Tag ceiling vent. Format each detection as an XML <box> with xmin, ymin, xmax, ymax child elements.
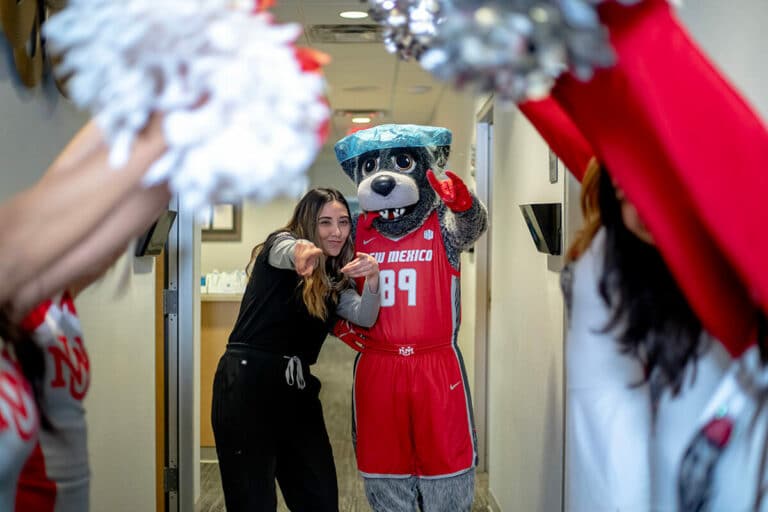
<box><xmin>306</xmin><ymin>24</ymin><xmax>383</xmax><ymax>44</ymax></box>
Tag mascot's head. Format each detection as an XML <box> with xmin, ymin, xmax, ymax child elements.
<box><xmin>334</xmin><ymin>124</ymin><xmax>451</xmax><ymax>237</ymax></box>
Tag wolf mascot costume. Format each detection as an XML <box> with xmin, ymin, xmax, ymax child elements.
<box><xmin>333</xmin><ymin>124</ymin><xmax>487</xmax><ymax>511</ymax></box>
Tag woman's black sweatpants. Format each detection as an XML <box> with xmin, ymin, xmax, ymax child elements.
<box><xmin>211</xmin><ymin>343</ymin><xmax>338</xmax><ymax>512</ymax></box>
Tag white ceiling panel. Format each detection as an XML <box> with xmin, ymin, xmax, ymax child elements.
<box><xmin>269</xmin><ymin>0</ymin><xmax>449</xmax><ymax>146</ymax></box>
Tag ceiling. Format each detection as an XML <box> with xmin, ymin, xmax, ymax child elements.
<box><xmin>269</xmin><ymin>0</ymin><xmax>449</xmax><ymax>148</ymax></box>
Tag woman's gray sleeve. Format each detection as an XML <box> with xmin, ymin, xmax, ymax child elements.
<box><xmin>336</xmin><ymin>281</ymin><xmax>380</xmax><ymax>328</ymax></box>
<box><xmin>267</xmin><ymin>234</ymin><xmax>313</xmax><ymax>270</ymax></box>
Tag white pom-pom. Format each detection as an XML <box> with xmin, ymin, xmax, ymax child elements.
<box><xmin>44</xmin><ymin>0</ymin><xmax>329</xmax><ymax>214</ymax></box>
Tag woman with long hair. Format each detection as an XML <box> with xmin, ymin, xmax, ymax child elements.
<box><xmin>211</xmin><ymin>187</ymin><xmax>380</xmax><ymax>511</ymax></box>
<box><xmin>563</xmin><ymin>160</ymin><xmax>729</xmax><ymax>511</ymax></box>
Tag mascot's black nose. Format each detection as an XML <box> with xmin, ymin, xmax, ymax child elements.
<box><xmin>371</xmin><ymin>175</ymin><xmax>396</xmax><ymax>196</ymax></box>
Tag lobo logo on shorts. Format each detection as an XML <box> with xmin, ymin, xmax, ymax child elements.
<box><xmin>49</xmin><ymin>334</ymin><xmax>90</xmax><ymax>401</ymax></box>
<box><xmin>0</xmin><ymin>366</ymin><xmax>37</xmax><ymax>441</ymax></box>
<box><xmin>398</xmin><ymin>346</ymin><xmax>415</xmax><ymax>357</ymax></box>
<box><xmin>25</xmin><ymin>294</ymin><xmax>91</xmax><ymax>402</ymax></box>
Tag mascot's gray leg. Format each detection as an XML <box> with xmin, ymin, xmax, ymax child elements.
<box><xmin>418</xmin><ymin>470</ymin><xmax>475</xmax><ymax>512</ymax></box>
<box><xmin>364</xmin><ymin>476</ymin><xmax>420</xmax><ymax>512</ymax></box>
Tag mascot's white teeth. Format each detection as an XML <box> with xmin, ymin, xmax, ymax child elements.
<box><xmin>378</xmin><ymin>208</ymin><xmax>406</xmax><ymax>220</ymax></box>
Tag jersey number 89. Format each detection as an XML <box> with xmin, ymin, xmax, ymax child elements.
<box><xmin>380</xmin><ymin>269</ymin><xmax>417</xmax><ymax>307</ymax></box>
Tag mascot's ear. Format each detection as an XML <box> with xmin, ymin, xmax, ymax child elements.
<box><xmin>340</xmin><ymin>158</ymin><xmax>358</xmax><ymax>183</ymax></box>
<box><xmin>434</xmin><ymin>145</ymin><xmax>451</xmax><ymax>169</ymax></box>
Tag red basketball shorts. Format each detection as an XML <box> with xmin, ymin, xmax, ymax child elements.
<box><xmin>352</xmin><ymin>344</ymin><xmax>477</xmax><ymax>477</ymax></box>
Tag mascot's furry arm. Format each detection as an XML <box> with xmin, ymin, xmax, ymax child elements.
<box><xmin>428</xmin><ymin>170</ymin><xmax>488</xmax><ymax>269</ymax></box>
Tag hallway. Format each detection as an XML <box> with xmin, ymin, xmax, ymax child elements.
<box><xmin>199</xmin><ymin>337</ymin><xmax>491</xmax><ymax>511</ymax></box>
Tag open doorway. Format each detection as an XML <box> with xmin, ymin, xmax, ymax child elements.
<box><xmin>194</xmin><ymin>194</ymin><xmax>374</xmax><ymax>511</ymax></box>
<box><xmin>197</xmin><ymin>197</ymin><xmax>296</xmax><ymax>510</ymax></box>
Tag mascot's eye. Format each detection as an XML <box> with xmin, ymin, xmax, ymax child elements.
<box><xmin>362</xmin><ymin>157</ymin><xmax>379</xmax><ymax>174</ymax></box>
<box><xmin>393</xmin><ymin>153</ymin><xmax>415</xmax><ymax>172</ymax></box>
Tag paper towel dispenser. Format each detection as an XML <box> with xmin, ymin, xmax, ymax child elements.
<box><xmin>135</xmin><ymin>210</ymin><xmax>177</xmax><ymax>257</ymax></box>
<box><xmin>519</xmin><ymin>203</ymin><xmax>562</xmax><ymax>256</ymax></box>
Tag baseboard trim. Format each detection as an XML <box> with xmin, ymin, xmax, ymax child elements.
<box><xmin>488</xmin><ymin>490</ymin><xmax>502</xmax><ymax>512</ymax></box>
<box><xmin>200</xmin><ymin>446</ymin><xmax>218</xmax><ymax>462</ymax></box>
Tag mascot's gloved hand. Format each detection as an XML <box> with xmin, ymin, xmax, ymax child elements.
<box><xmin>427</xmin><ymin>169</ymin><xmax>473</xmax><ymax>212</ymax></box>
<box><xmin>332</xmin><ymin>319</ymin><xmax>368</xmax><ymax>352</ymax></box>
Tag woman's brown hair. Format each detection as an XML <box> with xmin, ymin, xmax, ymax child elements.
<box><xmin>595</xmin><ymin>164</ymin><xmax>703</xmax><ymax>398</ymax></box>
<box><xmin>247</xmin><ymin>188</ymin><xmax>355</xmax><ymax>320</ymax></box>
<box><xmin>564</xmin><ymin>159</ymin><xmax>704</xmax><ymax>396</ymax></box>
<box><xmin>566</xmin><ymin>157</ymin><xmax>602</xmax><ymax>262</ymax></box>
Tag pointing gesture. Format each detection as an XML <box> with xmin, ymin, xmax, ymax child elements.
<box><xmin>341</xmin><ymin>252</ymin><xmax>380</xmax><ymax>292</ymax></box>
<box><xmin>294</xmin><ymin>240</ymin><xmax>323</xmax><ymax>277</ymax></box>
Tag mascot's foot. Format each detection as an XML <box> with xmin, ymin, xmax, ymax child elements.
<box><xmin>364</xmin><ymin>470</ymin><xmax>475</xmax><ymax>512</ymax></box>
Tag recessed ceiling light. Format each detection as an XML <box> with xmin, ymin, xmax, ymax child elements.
<box><xmin>529</xmin><ymin>6</ymin><xmax>550</xmax><ymax>24</ymax></box>
<box><xmin>339</xmin><ymin>11</ymin><xmax>369</xmax><ymax>19</ymax></box>
<box><xmin>351</xmin><ymin>116</ymin><xmax>372</xmax><ymax>124</ymax></box>
<box><xmin>408</xmin><ymin>85</ymin><xmax>433</xmax><ymax>95</ymax></box>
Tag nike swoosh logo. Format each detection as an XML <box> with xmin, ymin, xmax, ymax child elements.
<box><xmin>450</xmin><ymin>381</ymin><xmax>461</xmax><ymax>391</ymax></box>
<box><xmin>363</xmin><ymin>238</ymin><xmax>375</xmax><ymax>245</ymax></box>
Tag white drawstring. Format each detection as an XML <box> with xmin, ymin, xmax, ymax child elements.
<box><xmin>284</xmin><ymin>356</ymin><xmax>306</xmax><ymax>390</ymax></box>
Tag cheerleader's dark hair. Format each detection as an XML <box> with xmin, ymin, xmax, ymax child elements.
<box><xmin>595</xmin><ymin>166</ymin><xmax>703</xmax><ymax>397</ymax></box>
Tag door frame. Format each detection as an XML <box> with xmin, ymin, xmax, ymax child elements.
<box><xmin>560</xmin><ymin>165</ymin><xmax>584</xmax><ymax>510</ymax></box>
<box><xmin>473</xmin><ymin>96</ymin><xmax>494</xmax><ymax>472</ymax></box>
<box><xmin>164</xmin><ymin>195</ymin><xmax>199</xmax><ymax>511</ymax></box>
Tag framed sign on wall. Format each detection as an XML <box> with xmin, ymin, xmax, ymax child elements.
<box><xmin>201</xmin><ymin>202</ymin><xmax>242</xmax><ymax>242</ymax></box>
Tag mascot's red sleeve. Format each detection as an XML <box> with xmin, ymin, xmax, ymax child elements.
<box><xmin>550</xmin><ymin>0</ymin><xmax>768</xmax><ymax>356</ymax></box>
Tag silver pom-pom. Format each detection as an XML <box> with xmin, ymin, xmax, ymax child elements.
<box><xmin>369</xmin><ymin>0</ymin><xmax>642</xmax><ymax>101</ymax></box>
<box><xmin>368</xmin><ymin>0</ymin><xmax>445</xmax><ymax>60</ymax></box>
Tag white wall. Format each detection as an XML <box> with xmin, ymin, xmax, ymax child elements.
<box><xmin>676</xmin><ymin>0</ymin><xmax>768</xmax><ymax>118</ymax></box>
<box><xmin>78</xmin><ymin>258</ymin><xmax>158</xmax><ymax>512</ymax></box>
<box><xmin>308</xmin><ymin>148</ymin><xmax>358</xmax><ymax>197</ymax></box>
<box><xmin>0</xmin><ymin>69</ymin><xmax>86</xmax><ymax>196</ymax></box>
<box><xmin>200</xmin><ymin>198</ymin><xmax>296</xmax><ymax>276</ymax></box>
<box><xmin>0</xmin><ymin>68</ymin><xmax>158</xmax><ymax>510</ymax></box>
<box><xmin>485</xmin><ymin>104</ymin><xmax>566</xmax><ymax>511</ymax></box>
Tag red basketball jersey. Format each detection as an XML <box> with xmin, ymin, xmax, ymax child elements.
<box><xmin>355</xmin><ymin>211</ymin><xmax>460</xmax><ymax>346</ymax></box>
